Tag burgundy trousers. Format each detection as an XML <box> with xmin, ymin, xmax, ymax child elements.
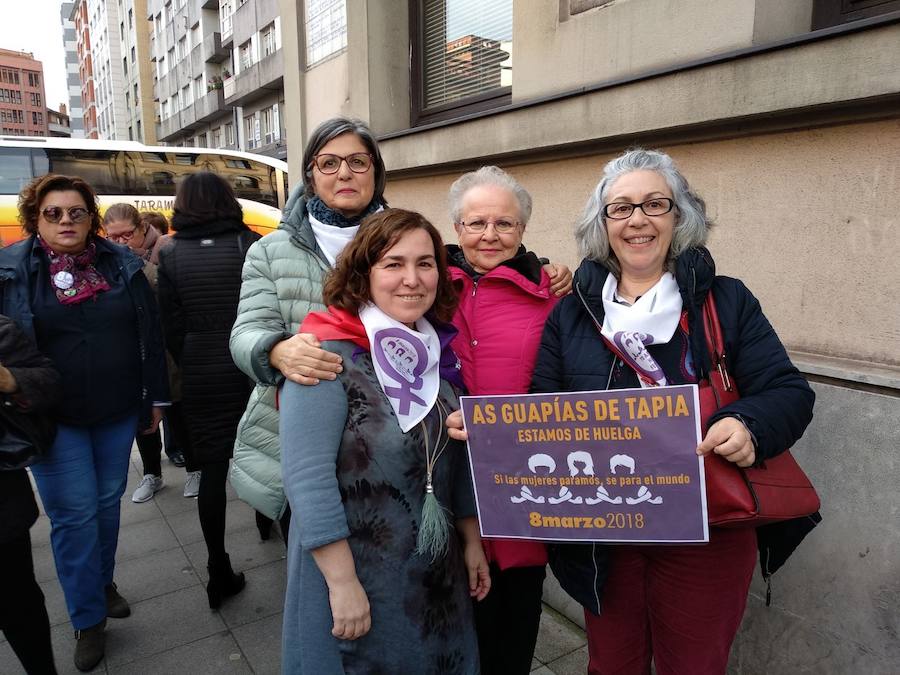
<box><xmin>585</xmin><ymin>527</ymin><xmax>757</xmax><ymax>675</ymax></box>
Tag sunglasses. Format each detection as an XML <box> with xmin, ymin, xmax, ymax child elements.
<box><xmin>41</xmin><ymin>206</ymin><xmax>91</xmax><ymax>224</ymax></box>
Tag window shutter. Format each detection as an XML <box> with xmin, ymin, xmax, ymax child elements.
<box><xmin>421</xmin><ymin>0</ymin><xmax>513</xmax><ymax>110</ymax></box>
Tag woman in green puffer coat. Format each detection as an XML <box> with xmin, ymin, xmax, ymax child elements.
<box><xmin>229</xmin><ymin>117</ymin><xmax>388</xmax><ymax>539</ymax></box>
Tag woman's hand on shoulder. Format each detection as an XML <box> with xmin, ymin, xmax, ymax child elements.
<box><xmin>543</xmin><ymin>262</ymin><xmax>573</xmax><ymax>297</ymax></box>
<box><xmin>697</xmin><ymin>416</ymin><xmax>756</xmax><ymax>468</ymax></box>
<box><xmin>327</xmin><ymin>577</ymin><xmax>371</xmax><ymax>640</ymax></box>
<box><xmin>269</xmin><ymin>333</ymin><xmax>343</xmax><ymax>385</ymax></box>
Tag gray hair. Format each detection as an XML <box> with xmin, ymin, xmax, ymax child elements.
<box><xmin>448</xmin><ymin>165</ymin><xmax>533</xmax><ymax>225</ymax></box>
<box><xmin>301</xmin><ymin>117</ymin><xmax>387</xmax><ymax>203</ymax></box>
<box><xmin>574</xmin><ymin>148</ymin><xmax>711</xmax><ymax>277</ymax></box>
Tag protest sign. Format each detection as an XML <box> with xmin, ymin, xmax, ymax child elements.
<box><xmin>460</xmin><ymin>385</ymin><xmax>708</xmax><ymax>543</ymax></box>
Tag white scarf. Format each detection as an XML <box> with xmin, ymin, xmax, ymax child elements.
<box><xmin>308</xmin><ymin>214</ymin><xmax>359</xmax><ymax>266</ymax></box>
<box><xmin>600</xmin><ymin>272</ymin><xmax>683</xmax><ymax>387</ymax></box>
<box><xmin>359</xmin><ymin>303</ymin><xmax>441</xmax><ymax>432</ymax></box>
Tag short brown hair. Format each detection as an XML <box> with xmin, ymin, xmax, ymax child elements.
<box><xmin>323</xmin><ymin>208</ymin><xmax>457</xmax><ymax>323</ymax></box>
<box><xmin>140</xmin><ymin>211</ymin><xmax>169</xmax><ymax>235</ymax></box>
<box><xmin>17</xmin><ymin>174</ymin><xmax>102</xmax><ymax>236</ymax></box>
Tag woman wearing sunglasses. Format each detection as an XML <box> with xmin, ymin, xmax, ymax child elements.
<box><xmin>0</xmin><ymin>174</ymin><xmax>168</xmax><ymax>672</ymax></box>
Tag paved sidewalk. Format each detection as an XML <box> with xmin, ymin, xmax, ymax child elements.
<box><xmin>0</xmin><ymin>447</ymin><xmax>587</xmax><ymax>674</ymax></box>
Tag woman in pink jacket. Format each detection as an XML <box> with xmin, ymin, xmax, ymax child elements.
<box><xmin>447</xmin><ymin>166</ymin><xmax>562</xmax><ymax>674</ymax></box>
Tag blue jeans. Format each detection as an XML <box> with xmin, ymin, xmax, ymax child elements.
<box><xmin>30</xmin><ymin>413</ymin><xmax>137</xmax><ymax>630</ymax></box>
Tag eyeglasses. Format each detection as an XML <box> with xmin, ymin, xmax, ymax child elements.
<box><xmin>311</xmin><ymin>152</ymin><xmax>373</xmax><ymax>175</ymax></box>
<box><xmin>603</xmin><ymin>198</ymin><xmax>674</xmax><ymax>220</ymax></box>
<box><xmin>458</xmin><ymin>219</ymin><xmax>521</xmax><ymax>234</ymax></box>
<box><xmin>107</xmin><ymin>228</ymin><xmax>140</xmax><ymax>243</ymax></box>
<box><xmin>41</xmin><ymin>206</ymin><xmax>91</xmax><ymax>224</ymax></box>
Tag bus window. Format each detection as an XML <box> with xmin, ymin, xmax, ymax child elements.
<box><xmin>39</xmin><ymin>149</ymin><xmax>119</xmax><ymax>194</ymax></box>
<box><xmin>224</xmin><ymin>159</ymin><xmax>252</xmax><ymax>169</ymax></box>
<box><xmin>0</xmin><ymin>148</ymin><xmax>33</xmax><ymax>193</ymax></box>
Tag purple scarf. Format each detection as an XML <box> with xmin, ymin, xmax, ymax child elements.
<box><xmin>38</xmin><ymin>236</ymin><xmax>111</xmax><ymax>305</ymax></box>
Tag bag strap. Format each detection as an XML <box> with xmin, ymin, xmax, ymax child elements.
<box><xmin>701</xmin><ymin>291</ymin><xmax>735</xmax><ymax>394</ymax></box>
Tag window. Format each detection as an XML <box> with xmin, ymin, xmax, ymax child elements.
<box><xmin>194</xmin><ymin>75</ymin><xmax>204</xmax><ymax>100</ymax></box>
<box><xmin>168</xmin><ymin>47</ymin><xmax>175</xmax><ymax>66</ymax></box>
<box><xmin>261</xmin><ymin>22</ymin><xmax>277</xmax><ymax>57</ymax></box>
<box><xmin>261</xmin><ymin>104</ymin><xmax>280</xmax><ymax>144</ymax></box>
<box><xmin>177</xmin><ymin>37</ymin><xmax>187</xmax><ymax>61</ymax></box>
<box><xmin>239</xmin><ymin>40</ymin><xmax>254</xmax><ymax>70</ymax></box>
<box><xmin>0</xmin><ymin>148</ymin><xmax>33</xmax><ymax>193</ymax></box>
<box><xmin>211</xmin><ymin>127</ymin><xmax>221</xmax><ymax>147</ymax></box>
<box><xmin>182</xmin><ymin>84</ymin><xmax>191</xmax><ymax>107</ymax></box>
<box><xmin>134</xmin><ymin>83</ymin><xmax>139</xmax><ymax>103</ymax></box>
<box><xmin>411</xmin><ymin>0</ymin><xmax>513</xmax><ymax>124</ymax></box>
<box><xmin>128</xmin><ymin>125</ymin><xmax>133</xmax><ymax>140</ymax></box>
<box><xmin>29</xmin><ymin>92</ymin><xmax>42</xmax><ymax>107</ymax></box>
<box><xmin>224</xmin><ymin>121</ymin><xmax>235</xmax><ymax>146</ymax></box>
<box><xmin>131</xmin><ymin>46</ymin><xmax>136</xmax><ymax>64</ymax></box>
<box><xmin>195</xmin><ymin>133</ymin><xmax>207</xmax><ymax>147</ymax></box>
<box><xmin>128</xmin><ymin>8</ymin><xmax>133</xmax><ymax>29</ymax></box>
<box><xmin>173</xmin><ymin>90</ymin><xmax>180</xmax><ymax>111</ymax></box>
<box><xmin>125</xmin><ymin>91</ymin><xmax>130</xmax><ymax>108</ymax></box>
<box><xmin>136</xmin><ymin>119</ymin><xmax>142</xmax><ymax>141</ymax></box>
<box><xmin>120</xmin><ymin>21</ymin><xmax>125</xmax><ymax>41</ymax></box>
<box><xmin>811</xmin><ymin>0</ymin><xmax>900</xmax><ymax>28</ymax></box>
<box><xmin>123</xmin><ymin>56</ymin><xmax>128</xmax><ymax>75</ymax></box>
<box><xmin>190</xmin><ymin>23</ymin><xmax>201</xmax><ymax>51</ymax></box>
<box><xmin>244</xmin><ymin>113</ymin><xmax>258</xmax><ymax>149</ymax></box>
<box><xmin>306</xmin><ymin>0</ymin><xmax>346</xmax><ymax>65</ymax></box>
<box><xmin>155</xmin><ymin>13</ymin><xmax>162</xmax><ymax>36</ymax></box>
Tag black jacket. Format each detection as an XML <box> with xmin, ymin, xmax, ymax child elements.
<box><xmin>531</xmin><ymin>247</ymin><xmax>817</xmax><ymax>614</ymax></box>
<box><xmin>158</xmin><ymin>220</ymin><xmax>259</xmax><ymax>464</ymax></box>
<box><xmin>0</xmin><ymin>235</ymin><xmax>169</xmax><ymax>431</ymax></box>
<box><xmin>0</xmin><ymin>315</ymin><xmax>61</xmax><ymax>544</ymax></box>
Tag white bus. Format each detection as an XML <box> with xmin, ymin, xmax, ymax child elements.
<box><xmin>0</xmin><ymin>136</ymin><xmax>289</xmax><ymax>243</ymax></box>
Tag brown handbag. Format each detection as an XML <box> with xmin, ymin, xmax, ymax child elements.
<box><xmin>699</xmin><ymin>292</ymin><xmax>820</xmax><ymax>527</ymax></box>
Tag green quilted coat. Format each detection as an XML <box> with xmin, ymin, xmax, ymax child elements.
<box><xmin>229</xmin><ymin>186</ymin><xmax>329</xmax><ymax>519</ymax></box>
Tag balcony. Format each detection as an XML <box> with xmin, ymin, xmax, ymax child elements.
<box><xmin>203</xmin><ymin>32</ymin><xmax>229</xmax><ymax>63</ymax></box>
<box><xmin>195</xmin><ymin>89</ymin><xmax>227</xmax><ymax>124</ymax></box>
<box><xmin>223</xmin><ymin>50</ymin><xmax>283</xmax><ymax>107</ymax></box>
<box><xmin>158</xmin><ymin>111</ymin><xmax>184</xmax><ymax>142</ymax></box>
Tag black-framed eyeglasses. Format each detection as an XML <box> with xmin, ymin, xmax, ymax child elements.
<box><xmin>458</xmin><ymin>219</ymin><xmax>521</xmax><ymax>234</ymax></box>
<box><xmin>311</xmin><ymin>152</ymin><xmax>374</xmax><ymax>175</ymax></box>
<box><xmin>41</xmin><ymin>206</ymin><xmax>91</xmax><ymax>224</ymax></box>
<box><xmin>603</xmin><ymin>198</ymin><xmax>675</xmax><ymax>220</ymax></box>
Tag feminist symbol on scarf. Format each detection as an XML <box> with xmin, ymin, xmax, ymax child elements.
<box><xmin>372</xmin><ymin>328</ymin><xmax>429</xmax><ymax>415</ymax></box>
<box><xmin>612</xmin><ymin>331</ymin><xmax>668</xmax><ymax>386</ymax></box>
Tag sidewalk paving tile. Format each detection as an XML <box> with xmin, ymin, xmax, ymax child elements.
<box><xmin>102</xmin><ymin>586</ymin><xmax>227</xmax><ymax>667</ymax></box>
<box><xmin>112</xmin><ymin>546</ymin><xmax>200</xmax><ymax>603</ymax></box>
<box><xmin>533</xmin><ymin>605</ymin><xmax>588</xmax><ymax>664</ymax></box>
<box><xmin>115</xmin><ymin>516</ymin><xmax>181</xmax><ymax>562</ymax></box>
<box><xmin>183</xmin><ymin>526</ymin><xmax>286</xmax><ymax>583</ymax></box>
<box><xmin>231</xmin><ymin>612</ymin><xmax>283</xmax><ymax>675</ymax></box>
<box><xmin>544</xmin><ymin>645</ymin><xmax>590</xmax><ymax>675</ymax></box>
<box><xmin>108</xmin><ymin>631</ymin><xmax>252</xmax><ymax>675</ymax></box>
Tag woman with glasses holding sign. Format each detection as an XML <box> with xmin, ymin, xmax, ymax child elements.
<box><xmin>0</xmin><ymin>175</ymin><xmax>168</xmax><ymax>672</ymax></box>
<box><xmin>279</xmin><ymin>208</ymin><xmax>489</xmax><ymax>673</ymax></box>
<box><xmin>527</xmin><ymin>149</ymin><xmax>815</xmax><ymax>674</ymax></box>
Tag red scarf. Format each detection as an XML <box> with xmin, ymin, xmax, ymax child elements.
<box><xmin>300</xmin><ymin>306</ymin><xmax>370</xmax><ymax>350</ymax></box>
<box><xmin>38</xmin><ymin>236</ymin><xmax>111</xmax><ymax>305</ymax></box>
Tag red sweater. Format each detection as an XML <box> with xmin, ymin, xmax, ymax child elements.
<box><xmin>450</xmin><ymin>258</ymin><xmax>559</xmax><ymax>569</ymax></box>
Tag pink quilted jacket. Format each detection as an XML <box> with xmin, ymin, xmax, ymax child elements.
<box><xmin>450</xmin><ymin>260</ymin><xmax>559</xmax><ymax>569</ymax></box>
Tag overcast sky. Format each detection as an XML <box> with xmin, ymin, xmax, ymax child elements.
<box><xmin>0</xmin><ymin>0</ymin><xmax>70</xmax><ymax>111</ymax></box>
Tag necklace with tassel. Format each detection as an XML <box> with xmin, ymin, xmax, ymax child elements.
<box><xmin>416</xmin><ymin>397</ymin><xmax>452</xmax><ymax>561</ymax></box>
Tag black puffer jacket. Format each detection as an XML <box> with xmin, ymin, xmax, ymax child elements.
<box><xmin>157</xmin><ymin>220</ymin><xmax>260</xmax><ymax>464</ymax></box>
<box><xmin>531</xmin><ymin>247</ymin><xmax>817</xmax><ymax>615</ymax></box>
<box><xmin>0</xmin><ymin>315</ymin><xmax>61</xmax><ymax>544</ymax></box>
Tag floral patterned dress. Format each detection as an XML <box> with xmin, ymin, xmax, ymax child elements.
<box><xmin>280</xmin><ymin>340</ymin><xmax>480</xmax><ymax>674</ymax></box>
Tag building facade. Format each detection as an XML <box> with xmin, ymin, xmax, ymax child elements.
<box><xmin>146</xmin><ymin>0</ymin><xmax>285</xmax><ymax>159</ymax></box>
<box><xmin>61</xmin><ymin>2</ymin><xmax>86</xmax><ymax>138</ymax></box>
<box><xmin>277</xmin><ymin>1</ymin><xmax>900</xmax><ymax>673</ymax></box>
<box><xmin>47</xmin><ymin>104</ymin><xmax>73</xmax><ymax>137</ymax></box>
<box><xmin>0</xmin><ymin>49</ymin><xmax>49</xmax><ymax>137</ymax></box>
<box><xmin>72</xmin><ymin>0</ymin><xmax>99</xmax><ymax>137</ymax></box>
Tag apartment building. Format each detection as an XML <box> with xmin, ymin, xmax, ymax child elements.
<box><xmin>48</xmin><ymin>105</ymin><xmax>73</xmax><ymax>137</ymax></box>
<box><xmin>61</xmin><ymin>2</ymin><xmax>86</xmax><ymax>137</ymax></box>
<box><xmin>0</xmin><ymin>49</ymin><xmax>49</xmax><ymax>137</ymax></box>
<box><xmin>276</xmin><ymin>1</ymin><xmax>900</xmax><ymax>673</ymax></box>
<box><xmin>71</xmin><ymin>0</ymin><xmax>99</xmax><ymax>138</ymax></box>
<box><xmin>222</xmin><ymin>0</ymin><xmax>286</xmax><ymax>159</ymax></box>
<box><xmin>84</xmin><ymin>0</ymin><xmax>131</xmax><ymax>139</ymax></box>
<box><xmin>145</xmin><ymin>0</ymin><xmax>285</xmax><ymax>158</ymax></box>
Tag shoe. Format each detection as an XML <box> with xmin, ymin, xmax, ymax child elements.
<box><xmin>105</xmin><ymin>582</ymin><xmax>131</xmax><ymax>618</ymax></box>
<box><xmin>132</xmin><ymin>474</ymin><xmax>164</xmax><ymax>503</ymax></box>
<box><xmin>167</xmin><ymin>450</ymin><xmax>186</xmax><ymax>467</ymax></box>
<box><xmin>207</xmin><ymin>554</ymin><xmax>246</xmax><ymax>610</ymax></box>
<box><xmin>183</xmin><ymin>471</ymin><xmax>201</xmax><ymax>498</ymax></box>
<box><xmin>73</xmin><ymin>619</ymin><xmax>106</xmax><ymax>672</ymax></box>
